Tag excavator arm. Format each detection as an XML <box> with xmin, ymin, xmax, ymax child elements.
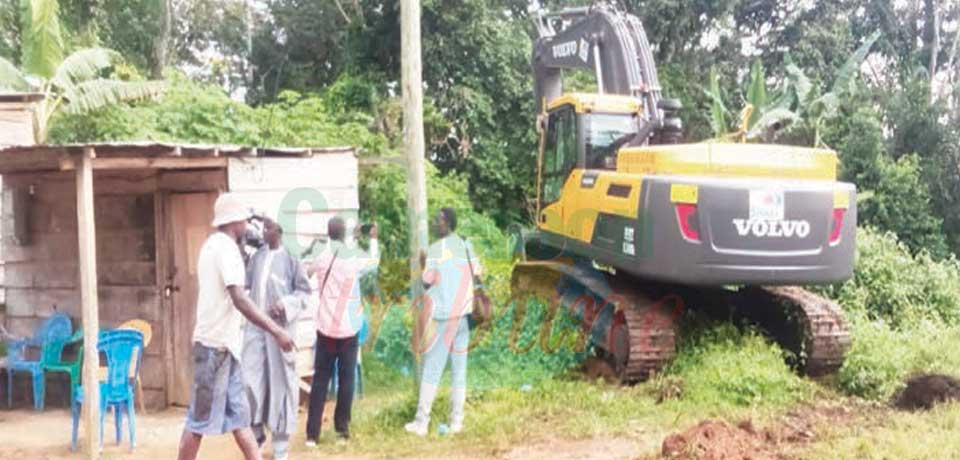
<box><xmin>532</xmin><ymin>3</ymin><xmax>662</xmax><ymax>123</ymax></box>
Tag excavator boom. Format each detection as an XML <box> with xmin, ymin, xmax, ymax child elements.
<box><xmin>532</xmin><ymin>3</ymin><xmax>661</xmax><ymax>122</ymax></box>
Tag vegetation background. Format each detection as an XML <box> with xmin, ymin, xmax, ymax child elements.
<box><xmin>4</xmin><ymin>0</ymin><xmax>960</xmax><ymax>457</ymax></box>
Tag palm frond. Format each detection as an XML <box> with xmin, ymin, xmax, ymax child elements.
<box><xmin>831</xmin><ymin>30</ymin><xmax>880</xmax><ymax>95</ymax></box>
<box><xmin>62</xmin><ymin>79</ymin><xmax>166</xmax><ymax>115</ymax></box>
<box><xmin>0</xmin><ymin>56</ymin><xmax>30</xmax><ymax>91</ymax></box>
<box><xmin>20</xmin><ymin>0</ymin><xmax>65</xmax><ymax>79</ymax></box>
<box><xmin>52</xmin><ymin>48</ymin><xmax>119</xmax><ymax>90</ymax></box>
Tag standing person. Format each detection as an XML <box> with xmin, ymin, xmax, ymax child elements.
<box><xmin>405</xmin><ymin>207</ymin><xmax>481</xmax><ymax>436</ymax></box>
<box><xmin>242</xmin><ymin>218</ymin><xmax>311</xmax><ymax>460</ymax></box>
<box><xmin>177</xmin><ymin>194</ymin><xmax>295</xmax><ymax>460</ymax></box>
<box><xmin>305</xmin><ymin>217</ymin><xmax>379</xmax><ymax>445</ymax></box>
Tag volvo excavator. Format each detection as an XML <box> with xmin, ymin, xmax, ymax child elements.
<box><xmin>512</xmin><ymin>3</ymin><xmax>855</xmax><ymax>382</ymax></box>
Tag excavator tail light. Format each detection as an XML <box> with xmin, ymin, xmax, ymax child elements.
<box><xmin>829</xmin><ymin>208</ymin><xmax>845</xmax><ymax>246</ymax></box>
<box><xmin>675</xmin><ymin>203</ymin><xmax>700</xmax><ymax>243</ymax></box>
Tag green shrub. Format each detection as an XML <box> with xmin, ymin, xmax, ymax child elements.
<box><xmin>359</xmin><ymin>162</ymin><xmax>507</xmax><ymax>300</ymax></box>
<box><xmin>838</xmin><ymin>319</ymin><xmax>960</xmax><ymax>399</ymax></box>
<box><xmin>816</xmin><ymin>227</ymin><xmax>960</xmax><ymax>327</ymax></box>
<box><xmin>370</xmin><ymin>293</ymin><xmax>585</xmax><ymax>391</ymax></box>
<box><xmin>663</xmin><ymin>324</ymin><xmax>814</xmax><ymax>408</ymax></box>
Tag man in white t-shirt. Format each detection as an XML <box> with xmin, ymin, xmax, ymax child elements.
<box><xmin>177</xmin><ymin>194</ymin><xmax>295</xmax><ymax>460</ymax></box>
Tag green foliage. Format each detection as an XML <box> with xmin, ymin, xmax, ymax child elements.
<box><xmin>705</xmin><ymin>34</ymin><xmax>879</xmax><ymax>145</ymax></box>
<box><xmin>50</xmin><ymin>72</ymin><xmax>390</xmax><ymax>154</ymax></box>
<box><xmin>20</xmin><ymin>0</ymin><xmax>64</xmax><ymax>78</ymax></box>
<box><xmin>883</xmin><ymin>76</ymin><xmax>960</xmax><ymax>256</ymax></box>
<box><xmin>664</xmin><ymin>324</ymin><xmax>814</xmax><ymax>408</ymax></box>
<box><xmin>371</xmin><ymin>291</ymin><xmax>585</xmax><ymax>391</ymax></box>
<box><xmin>1</xmin><ymin>0</ymin><xmax>165</xmax><ymax>142</ymax></box>
<box><xmin>855</xmin><ymin>154</ymin><xmax>948</xmax><ymax>257</ymax></box>
<box><xmin>828</xmin><ymin>107</ymin><xmax>948</xmax><ymax>256</ymax></box>
<box><xmin>816</xmin><ymin>228</ymin><xmax>960</xmax><ymax>327</ymax></box>
<box><xmin>837</xmin><ymin>319</ymin><xmax>960</xmax><ymax>400</ymax></box>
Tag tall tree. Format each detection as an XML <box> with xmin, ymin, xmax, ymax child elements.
<box><xmin>0</xmin><ymin>0</ymin><xmax>165</xmax><ymax>142</ymax></box>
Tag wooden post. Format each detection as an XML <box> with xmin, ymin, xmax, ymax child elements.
<box><xmin>76</xmin><ymin>147</ymin><xmax>101</xmax><ymax>458</ymax></box>
<box><xmin>401</xmin><ymin>0</ymin><xmax>429</xmax><ymax>375</ymax></box>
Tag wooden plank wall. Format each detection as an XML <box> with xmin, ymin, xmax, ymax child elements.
<box><xmin>0</xmin><ymin>102</ymin><xmax>35</xmax><ymax>146</ymax></box>
<box><xmin>0</xmin><ymin>168</ymin><xmax>227</xmax><ymax>409</ymax></box>
<box><xmin>227</xmin><ymin>154</ymin><xmax>360</xmax><ymax>381</ymax></box>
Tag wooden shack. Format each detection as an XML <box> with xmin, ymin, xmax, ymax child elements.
<box><xmin>0</xmin><ymin>142</ymin><xmax>359</xmax><ymax>409</ymax></box>
<box><xmin>0</xmin><ymin>93</ymin><xmax>42</xmax><ymax>146</ymax></box>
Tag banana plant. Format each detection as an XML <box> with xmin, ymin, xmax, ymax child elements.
<box><xmin>706</xmin><ymin>59</ymin><xmax>799</xmax><ymax>143</ymax></box>
<box><xmin>0</xmin><ymin>0</ymin><xmax>166</xmax><ymax>142</ymax></box>
<box><xmin>705</xmin><ymin>31</ymin><xmax>880</xmax><ymax>147</ymax></box>
<box><xmin>788</xmin><ymin>31</ymin><xmax>881</xmax><ymax>147</ymax></box>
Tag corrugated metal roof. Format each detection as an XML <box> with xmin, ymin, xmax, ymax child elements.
<box><xmin>0</xmin><ymin>141</ymin><xmax>356</xmax><ymax>174</ymax></box>
<box><xmin>0</xmin><ymin>93</ymin><xmax>44</xmax><ymax>103</ymax></box>
<box><xmin>0</xmin><ymin>141</ymin><xmax>353</xmax><ymax>157</ymax></box>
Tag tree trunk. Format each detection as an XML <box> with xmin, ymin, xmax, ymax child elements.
<box><xmin>152</xmin><ymin>0</ymin><xmax>173</xmax><ymax>79</ymax></box>
<box><xmin>924</xmin><ymin>0</ymin><xmax>940</xmax><ymax>102</ymax></box>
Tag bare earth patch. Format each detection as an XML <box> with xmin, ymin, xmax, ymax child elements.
<box><xmin>504</xmin><ymin>437</ymin><xmax>642</xmax><ymax>460</ymax></box>
<box><xmin>893</xmin><ymin>373</ymin><xmax>960</xmax><ymax>411</ymax></box>
<box><xmin>657</xmin><ymin>403</ymin><xmax>861</xmax><ymax>460</ymax></box>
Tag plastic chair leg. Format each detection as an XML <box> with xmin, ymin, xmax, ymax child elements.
<box><xmin>136</xmin><ymin>377</ymin><xmax>146</xmax><ymax>414</ymax></box>
<box><xmin>127</xmin><ymin>400</ymin><xmax>136</xmax><ymax>450</ymax></box>
<box><xmin>99</xmin><ymin>400</ymin><xmax>106</xmax><ymax>447</ymax></box>
<box><xmin>71</xmin><ymin>401</ymin><xmax>81</xmax><ymax>451</ymax></box>
<box><xmin>115</xmin><ymin>404</ymin><xmax>122</xmax><ymax>445</ymax></box>
<box><xmin>32</xmin><ymin>372</ymin><xmax>44</xmax><ymax>411</ymax></box>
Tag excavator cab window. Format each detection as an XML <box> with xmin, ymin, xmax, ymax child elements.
<box><xmin>584</xmin><ymin>113</ymin><xmax>638</xmax><ymax>170</ymax></box>
<box><xmin>542</xmin><ymin>106</ymin><xmax>578</xmax><ymax>204</ymax></box>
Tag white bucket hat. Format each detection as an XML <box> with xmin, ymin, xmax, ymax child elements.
<box><xmin>211</xmin><ymin>193</ymin><xmax>251</xmax><ymax>227</ymax></box>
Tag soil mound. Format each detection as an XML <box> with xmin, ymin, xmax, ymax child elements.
<box><xmin>660</xmin><ymin>420</ymin><xmax>776</xmax><ymax>460</ymax></box>
<box><xmin>894</xmin><ymin>373</ymin><xmax>960</xmax><ymax>411</ymax></box>
<box><xmin>659</xmin><ymin>405</ymin><xmax>852</xmax><ymax>460</ymax></box>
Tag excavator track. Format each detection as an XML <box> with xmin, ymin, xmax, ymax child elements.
<box><xmin>511</xmin><ymin>261</ymin><xmax>679</xmax><ymax>383</ymax></box>
<box><xmin>511</xmin><ymin>260</ymin><xmax>852</xmax><ymax>382</ymax></box>
<box><xmin>613</xmin><ymin>290</ymin><xmax>679</xmax><ymax>382</ymax></box>
<box><xmin>741</xmin><ymin>286</ymin><xmax>852</xmax><ymax>377</ymax></box>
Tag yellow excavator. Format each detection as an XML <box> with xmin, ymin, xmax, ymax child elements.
<box><xmin>513</xmin><ymin>3</ymin><xmax>854</xmax><ymax>381</ymax></box>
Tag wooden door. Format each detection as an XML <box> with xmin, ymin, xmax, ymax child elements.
<box><xmin>167</xmin><ymin>192</ymin><xmax>216</xmax><ymax>406</ymax></box>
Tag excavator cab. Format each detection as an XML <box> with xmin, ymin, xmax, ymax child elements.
<box><xmin>538</xmin><ymin>94</ymin><xmax>646</xmax><ymax>217</ymax></box>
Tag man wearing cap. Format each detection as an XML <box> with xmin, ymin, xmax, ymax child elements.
<box><xmin>178</xmin><ymin>194</ymin><xmax>295</xmax><ymax>460</ymax></box>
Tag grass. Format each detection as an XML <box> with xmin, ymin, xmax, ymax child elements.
<box><xmin>800</xmin><ymin>403</ymin><xmax>960</xmax><ymax>459</ymax></box>
<box><xmin>303</xmin><ymin>323</ymin><xmax>820</xmax><ymax>459</ymax></box>
<box><xmin>838</xmin><ymin>319</ymin><xmax>960</xmax><ymax>400</ymax></box>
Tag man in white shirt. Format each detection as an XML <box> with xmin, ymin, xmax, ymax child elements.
<box><xmin>305</xmin><ymin>216</ymin><xmax>379</xmax><ymax>444</ymax></box>
<box><xmin>177</xmin><ymin>194</ymin><xmax>295</xmax><ymax>460</ymax></box>
<box><xmin>405</xmin><ymin>207</ymin><xmax>481</xmax><ymax>436</ymax></box>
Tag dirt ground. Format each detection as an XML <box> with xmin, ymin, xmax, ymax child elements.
<box><xmin>0</xmin><ymin>402</ymin><xmax>356</xmax><ymax>460</ymax></box>
<box><xmin>0</xmin><ymin>404</ymin><xmax>646</xmax><ymax>460</ymax></box>
<box><xmin>894</xmin><ymin>373</ymin><xmax>960</xmax><ymax>411</ymax></box>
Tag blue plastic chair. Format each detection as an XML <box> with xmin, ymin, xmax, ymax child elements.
<box><xmin>71</xmin><ymin>329</ymin><xmax>143</xmax><ymax>452</ymax></box>
<box><xmin>5</xmin><ymin>312</ymin><xmax>73</xmax><ymax>410</ymax></box>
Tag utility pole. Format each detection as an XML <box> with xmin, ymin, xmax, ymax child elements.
<box><xmin>401</xmin><ymin>0</ymin><xmax>428</xmax><ymax>372</ymax></box>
